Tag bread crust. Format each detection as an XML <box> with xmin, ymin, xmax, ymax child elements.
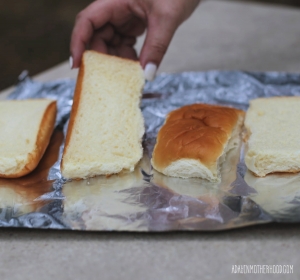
<box><xmin>0</xmin><ymin>100</ymin><xmax>57</xmax><ymax>178</ymax></box>
<box><xmin>60</xmin><ymin>57</ymin><xmax>84</xmax><ymax>172</ymax></box>
<box><xmin>61</xmin><ymin>50</ymin><xmax>142</xmax><ymax>169</ymax></box>
<box><xmin>152</xmin><ymin>104</ymin><xmax>245</xmax><ymax>175</ymax></box>
<box><xmin>60</xmin><ymin>50</ymin><xmax>144</xmax><ymax>178</ymax></box>
<box><xmin>245</xmin><ymin>96</ymin><xmax>300</xmax><ymax>177</ymax></box>
<box><xmin>0</xmin><ymin>130</ymin><xmax>63</xmax><ymax>212</ymax></box>
<box><xmin>250</xmin><ymin>169</ymin><xmax>300</xmax><ymax>177</ymax></box>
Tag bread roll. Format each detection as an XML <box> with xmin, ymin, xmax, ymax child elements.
<box><xmin>61</xmin><ymin>51</ymin><xmax>145</xmax><ymax>179</ymax></box>
<box><xmin>245</xmin><ymin>97</ymin><xmax>300</xmax><ymax>177</ymax></box>
<box><xmin>151</xmin><ymin>104</ymin><xmax>245</xmax><ymax>182</ymax></box>
<box><xmin>0</xmin><ymin>99</ymin><xmax>57</xmax><ymax>178</ymax></box>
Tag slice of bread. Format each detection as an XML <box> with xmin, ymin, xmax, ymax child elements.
<box><xmin>0</xmin><ymin>130</ymin><xmax>63</xmax><ymax>214</ymax></box>
<box><xmin>61</xmin><ymin>51</ymin><xmax>145</xmax><ymax>179</ymax></box>
<box><xmin>245</xmin><ymin>97</ymin><xmax>300</xmax><ymax>177</ymax></box>
<box><xmin>151</xmin><ymin>104</ymin><xmax>245</xmax><ymax>182</ymax></box>
<box><xmin>0</xmin><ymin>99</ymin><xmax>57</xmax><ymax>178</ymax></box>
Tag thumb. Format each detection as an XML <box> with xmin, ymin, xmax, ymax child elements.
<box><xmin>140</xmin><ymin>16</ymin><xmax>178</xmax><ymax>81</ymax></box>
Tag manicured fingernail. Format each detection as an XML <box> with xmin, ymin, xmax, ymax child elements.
<box><xmin>144</xmin><ymin>63</ymin><xmax>157</xmax><ymax>81</ymax></box>
<box><xmin>69</xmin><ymin>56</ymin><xmax>73</xmax><ymax>69</ymax></box>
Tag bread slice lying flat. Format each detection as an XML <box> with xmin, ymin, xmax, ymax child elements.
<box><xmin>151</xmin><ymin>104</ymin><xmax>245</xmax><ymax>182</ymax></box>
<box><xmin>0</xmin><ymin>99</ymin><xmax>57</xmax><ymax>178</ymax></box>
<box><xmin>61</xmin><ymin>51</ymin><xmax>144</xmax><ymax>179</ymax></box>
<box><xmin>245</xmin><ymin>97</ymin><xmax>300</xmax><ymax>177</ymax></box>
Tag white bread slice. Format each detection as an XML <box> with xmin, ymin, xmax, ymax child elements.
<box><xmin>151</xmin><ymin>104</ymin><xmax>245</xmax><ymax>182</ymax></box>
<box><xmin>0</xmin><ymin>130</ymin><xmax>62</xmax><ymax>214</ymax></box>
<box><xmin>245</xmin><ymin>97</ymin><xmax>300</xmax><ymax>177</ymax></box>
<box><xmin>0</xmin><ymin>99</ymin><xmax>57</xmax><ymax>178</ymax></box>
<box><xmin>61</xmin><ymin>51</ymin><xmax>145</xmax><ymax>179</ymax></box>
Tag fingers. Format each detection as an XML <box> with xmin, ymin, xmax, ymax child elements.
<box><xmin>140</xmin><ymin>15</ymin><xmax>179</xmax><ymax>81</ymax></box>
<box><xmin>90</xmin><ymin>24</ymin><xmax>136</xmax><ymax>49</ymax></box>
<box><xmin>89</xmin><ymin>23</ymin><xmax>137</xmax><ymax>59</ymax></box>
<box><xmin>120</xmin><ymin>36</ymin><xmax>136</xmax><ymax>47</ymax></box>
<box><xmin>70</xmin><ymin>1</ymin><xmax>112</xmax><ymax>68</ymax></box>
<box><xmin>114</xmin><ymin>45</ymin><xmax>138</xmax><ymax>60</ymax></box>
<box><xmin>115</xmin><ymin>16</ymin><xmax>146</xmax><ymax>37</ymax></box>
<box><xmin>107</xmin><ymin>35</ymin><xmax>138</xmax><ymax>60</ymax></box>
<box><xmin>70</xmin><ymin>0</ymin><xmax>147</xmax><ymax>68</ymax></box>
<box><xmin>70</xmin><ymin>16</ymin><xmax>93</xmax><ymax>68</ymax></box>
<box><xmin>71</xmin><ymin>0</ymin><xmax>199</xmax><ymax>71</ymax></box>
<box><xmin>89</xmin><ymin>24</ymin><xmax>115</xmax><ymax>53</ymax></box>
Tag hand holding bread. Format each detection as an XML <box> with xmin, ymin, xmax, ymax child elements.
<box><xmin>70</xmin><ymin>0</ymin><xmax>200</xmax><ymax>80</ymax></box>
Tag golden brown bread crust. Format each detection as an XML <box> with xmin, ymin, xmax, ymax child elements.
<box><xmin>0</xmin><ymin>130</ymin><xmax>63</xmax><ymax>211</ymax></box>
<box><xmin>152</xmin><ymin>104</ymin><xmax>245</xmax><ymax>170</ymax></box>
<box><xmin>0</xmin><ymin>100</ymin><xmax>57</xmax><ymax>178</ymax></box>
<box><xmin>60</xmin><ymin>56</ymin><xmax>84</xmax><ymax>172</ymax></box>
<box><xmin>250</xmin><ymin>168</ymin><xmax>300</xmax><ymax>177</ymax></box>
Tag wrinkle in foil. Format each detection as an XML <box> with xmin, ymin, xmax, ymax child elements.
<box><xmin>1</xmin><ymin>70</ymin><xmax>300</xmax><ymax>230</ymax></box>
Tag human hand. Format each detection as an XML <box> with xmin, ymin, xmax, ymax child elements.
<box><xmin>70</xmin><ymin>0</ymin><xmax>200</xmax><ymax>80</ymax></box>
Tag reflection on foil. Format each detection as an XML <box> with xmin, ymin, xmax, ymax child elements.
<box><xmin>62</xmin><ymin>144</ymin><xmax>269</xmax><ymax>231</ymax></box>
<box><xmin>62</xmin><ymin>167</ymin><xmax>146</xmax><ymax>231</ymax></box>
<box><xmin>1</xmin><ymin>70</ymin><xmax>300</xmax><ymax>231</ymax></box>
<box><xmin>0</xmin><ymin>130</ymin><xmax>66</xmax><ymax>228</ymax></box>
<box><xmin>245</xmin><ymin>171</ymin><xmax>300</xmax><ymax>222</ymax></box>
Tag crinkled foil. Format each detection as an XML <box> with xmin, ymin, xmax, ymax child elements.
<box><xmin>2</xmin><ymin>70</ymin><xmax>300</xmax><ymax>231</ymax></box>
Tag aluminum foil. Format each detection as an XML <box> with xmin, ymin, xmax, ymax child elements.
<box><xmin>2</xmin><ymin>70</ymin><xmax>300</xmax><ymax>231</ymax></box>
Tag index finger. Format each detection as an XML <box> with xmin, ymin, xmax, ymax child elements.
<box><xmin>70</xmin><ymin>1</ymin><xmax>113</xmax><ymax>68</ymax></box>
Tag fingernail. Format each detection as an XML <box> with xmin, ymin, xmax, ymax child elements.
<box><xmin>69</xmin><ymin>56</ymin><xmax>73</xmax><ymax>69</ymax></box>
<box><xmin>144</xmin><ymin>63</ymin><xmax>157</xmax><ymax>81</ymax></box>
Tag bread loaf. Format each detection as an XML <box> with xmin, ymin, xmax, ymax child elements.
<box><xmin>151</xmin><ymin>104</ymin><xmax>245</xmax><ymax>182</ymax></box>
<box><xmin>245</xmin><ymin>97</ymin><xmax>300</xmax><ymax>177</ymax></box>
<box><xmin>0</xmin><ymin>99</ymin><xmax>57</xmax><ymax>178</ymax></box>
<box><xmin>61</xmin><ymin>51</ymin><xmax>145</xmax><ymax>179</ymax></box>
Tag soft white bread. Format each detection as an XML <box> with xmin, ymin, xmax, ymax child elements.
<box><xmin>245</xmin><ymin>97</ymin><xmax>300</xmax><ymax>177</ymax></box>
<box><xmin>151</xmin><ymin>104</ymin><xmax>245</xmax><ymax>182</ymax></box>
<box><xmin>0</xmin><ymin>130</ymin><xmax>63</xmax><ymax>213</ymax></box>
<box><xmin>61</xmin><ymin>51</ymin><xmax>145</xmax><ymax>179</ymax></box>
<box><xmin>0</xmin><ymin>99</ymin><xmax>57</xmax><ymax>178</ymax></box>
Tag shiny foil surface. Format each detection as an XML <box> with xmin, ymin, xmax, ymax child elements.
<box><xmin>2</xmin><ymin>71</ymin><xmax>300</xmax><ymax>231</ymax></box>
